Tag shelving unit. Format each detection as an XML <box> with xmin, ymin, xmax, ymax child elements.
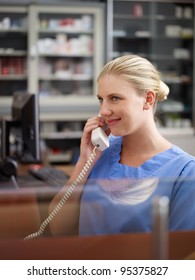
<box><xmin>0</xmin><ymin>6</ymin><xmax>28</xmax><ymax>97</ymax></box>
<box><xmin>0</xmin><ymin>2</ymin><xmax>105</xmax><ymax>163</ymax></box>
<box><xmin>0</xmin><ymin>3</ymin><xmax>106</xmax><ymax>112</ymax></box>
<box><xmin>112</xmin><ymin>0</ymin><xmax>194</xmax><ymax>129</ymax></box>
<box><xmin>29</xmin><ymin>5</ymin><xmax>100</xmax><ymax>97</ymax></box>
<box><xmin>34</xmin><ymin>4</ymin><xmax>105</xmax><ymax>163</ymax></box>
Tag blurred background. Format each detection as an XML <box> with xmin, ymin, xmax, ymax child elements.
<box><xmin>0</xmin><ymin>0</ymin><xmax>195</xmax><ymax>164</ymax></box>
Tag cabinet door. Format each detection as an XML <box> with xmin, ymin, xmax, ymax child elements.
<box><xmin>0</xmin><ymin>6</ymin><xmax>28</xmax><ymax>97</ymax></box>
<box><xmin>28</xmin><ymin>4</ymin><xmax>105</xmax><ymax>117</ymax></box>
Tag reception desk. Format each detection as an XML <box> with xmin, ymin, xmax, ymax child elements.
<box><xmin>0</xmin><ymin>164</ymin><xmax>195</xmax><ymax>260</ymax></box>
<box><xmin>0</xmin><ymin>230</ymin><xmax>195</xmax><ymax>260</ymax></box>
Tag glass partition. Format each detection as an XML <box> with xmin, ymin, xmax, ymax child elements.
<box><xmin>0</xmin><ymin>177</ymin><xmax>195</xmax><ymax>260</ymax></box>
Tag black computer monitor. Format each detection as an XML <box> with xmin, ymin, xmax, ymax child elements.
<box><xmin>1</xmin><ymin>92</ymin><xmax>41</xmax><ymax>164</ymax></box>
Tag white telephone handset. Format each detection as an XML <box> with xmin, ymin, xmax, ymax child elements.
<box><xmin>91</xmin><ymin>127</ymin><xmax>109</xmax><ymax>151</ymax></box>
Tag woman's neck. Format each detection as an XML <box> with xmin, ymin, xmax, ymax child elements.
<box><xmin>120</xmin><ymin>126</ymin><xmax>172</xmax><ymax>167</ymax></box>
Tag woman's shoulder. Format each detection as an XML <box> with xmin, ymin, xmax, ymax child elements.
<box><xmin>171</xmin><ymin>145</ymin><xmax>195</xmax><ymax>161</ymax></box>
<box><xmin>171</xmin><ymin>145</ymin><xmax>195</xmax><ymax>174</ymax></box>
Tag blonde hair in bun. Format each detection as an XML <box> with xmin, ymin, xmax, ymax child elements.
<box><xmin>98</xmin><ymin>54</ymin><xmax>170</xmax><ymax>113</ymax></box>
<box><xmin>158</xmin><ymin>80</ymin><xmax>170</xmax><ymax>101</ymax></box>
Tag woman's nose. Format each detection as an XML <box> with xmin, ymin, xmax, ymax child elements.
<box><xmin>99</xmin><ymin>103</ymin><xmax>112</xmax><ymax>117</ymax></box>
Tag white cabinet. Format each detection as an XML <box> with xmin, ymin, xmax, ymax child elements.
<box><xmin>0</xmin><ymin>3</ymin><xmax>105</xmax><ymax>119</ymax></box>
<box><xmin>28</xmin><ymin>5</ymin><xmax>105</xmax><ymax>109</ymax></box>
<box><xmin>0</xmin><ymin>3</ymin><xmax>105</xmax><ymax>163</ymax></box>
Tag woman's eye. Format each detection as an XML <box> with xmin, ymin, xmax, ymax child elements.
<box><xmin>97</xmin><ymin>96</ymin><xmax>120</xmax><ymax>104</ymax></box>
<box><xmin>111</xmin><ymin>96</ymin><xmax>120</xmax><ymax>102</ymax></box>
<box><xmin>98</xmin><ymin>97</ymin><xmax>103</xmax><ymax>104</ymax></box>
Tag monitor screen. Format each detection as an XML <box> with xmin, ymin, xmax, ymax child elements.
<box><xmin>1</xmin><ymin>92</ymin><xmax>41</xmax><ymax>164</ymax></box>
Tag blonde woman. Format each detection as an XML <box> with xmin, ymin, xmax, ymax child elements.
<box><xmin>49</xmin><ymin>55</ymin><xmax>195</xmax><ymax>236</ymax></box>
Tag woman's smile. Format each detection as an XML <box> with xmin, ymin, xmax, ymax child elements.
<box><xmin>107</xmin><ymin>118</ymin><xmax>121</xmax><ymax>126</ymax></box>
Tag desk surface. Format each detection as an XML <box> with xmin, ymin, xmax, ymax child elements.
<box><xmin>18</xmin><ymin>164</ymin><xmax>74</xmax><ymax>177</ymax></box>
<box><xmin>0</xmin><ymin>164</ymin><xmax>75</xmax><ymax>189</ymax></box>
<box><xmin>0</xmin><ymin>231</ymin><xmax>195</xmax><ymax>260</ymax></box>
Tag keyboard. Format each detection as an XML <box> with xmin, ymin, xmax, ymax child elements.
<box><xmin>29</xmin><ymin>165</ymin><xmax>69</xmax><ymax>187</ymax></box>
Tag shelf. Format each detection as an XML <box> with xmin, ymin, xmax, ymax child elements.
<box><xmin>113</xmin><ymin>15</ymin><xmax>194</xmax><ymax>22</ymax></box>
<box><xmin>150</xmin><ymin>54</ymin><xmax>191</xmax><ymax>61</ymax></box>
<box><xmin>161</xmin><ymin>77</ymin><xmax>191</xmax><ymax>85</ymax></box>
<box><xmin>0</xmin><ymin>50</ymin><xmax>27</xmax><ymax>56</ymax></box>
<box><xmin>113</xmin><ymin>34</ymin><xmax>151</xmax><ymax>39</ymax></box>
<box><xmin>0</xmin><ymin>75</ymin><xmax>27</xmax><ymax>80</ymax></box>
<box><xmin>0</xmin><ymin>28</ymin><xmax>27</xmax><ymax>33</ymax></box>
<box><xmin>114</xmin><ymin>14</ymin><xmax>150</xmax><ymax>20</ymax></box>
<box><xmin>39</xmin><ymin>95</ymin><xmax>99</xmax><ymax>122</ymax></box>
<box><xmin>0</xmin><ymin>95</ymin><xmax>99</xmax><ymax>121</ymax></box>
<box><xmin>39</xmin><ymin>74</ymin><xmax>92</xmax><ymax>81</ymax></box>
<box><xmin>39</xmin><ymin>29</ymin><xmax>93</xmax><ymax>35</ymax></box>
<box><xmin>47</xmin><ymin>150</ymin><xmax>73</xmax><ymax>163</ymax></box>
<box><xmin>38</xmin><ymin>53</ymin><xmax>93</xmax><ymax>57</ymax></box>
<box><xmin>41</xmin><ymin>130</ymin><xmax>82</xmax><ymax>140</ymax></box>
<box><xmin>155</xmin><ymin>15</ymin><xmax>194</xmax><ymax>21</ymax></box>
<box><xmin>152</xmin><ymin>36</ymin><xmax>193</xmax><ymax>40</ymax></box>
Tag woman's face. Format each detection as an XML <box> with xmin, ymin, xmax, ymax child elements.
<box><xmin>97</xmin><ymin>74</ymin><xmax>148</xmax><ymax>136</ymax></box>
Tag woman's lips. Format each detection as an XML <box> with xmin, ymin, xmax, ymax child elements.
<box><xmin>107</xmin><ymin>118</ymin><xmax>120</xmax><ymax>125</ymax></box>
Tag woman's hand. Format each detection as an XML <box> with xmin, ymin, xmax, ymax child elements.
<box><xmin>79</xmin><ymin>116</ymin><xmax>106</xmax><ymax>161</ymax></box>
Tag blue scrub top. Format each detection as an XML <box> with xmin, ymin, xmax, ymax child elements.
<box><xmin>79</xmin><ymin>136</ymin><xmax>195</xmax><ymax>235</ymax></box>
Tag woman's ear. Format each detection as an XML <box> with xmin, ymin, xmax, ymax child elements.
<box><xmin>143</xmin><ymin>90</ymin><xmax>156</xmax><ymax>110</ymax></box>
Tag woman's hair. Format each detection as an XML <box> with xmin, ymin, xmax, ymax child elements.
<box><xmin>98</xmin><ymin>54</ymin><xmax>169</xmax><ymax>104</ymax></box>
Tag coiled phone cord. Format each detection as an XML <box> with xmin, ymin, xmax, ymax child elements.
<box><xmin>24</xmin><ymin>146</ymin><xmax>98</xmax><ymax>241</ymax></box>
